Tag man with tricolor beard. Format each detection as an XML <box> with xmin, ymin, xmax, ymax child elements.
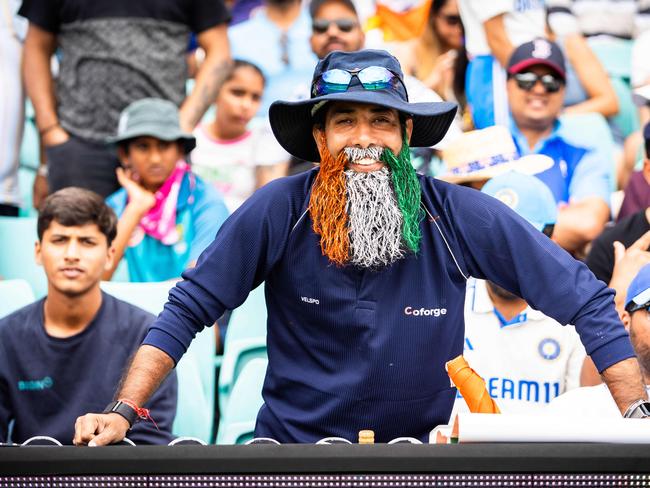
<box><xmin>75</xmin><ymin>50</ymin><xmax>650</xmax><ymax>446</ymax></box>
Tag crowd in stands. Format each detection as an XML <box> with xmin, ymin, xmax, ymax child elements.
<box><xmin>3</xmin><ymin>0</ymin><xmax>650</xmax><ymax>444</ymax></box>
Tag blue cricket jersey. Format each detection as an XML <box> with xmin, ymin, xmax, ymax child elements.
<box><xmin>144</xmin><ymin>169</ymin><xmax>633</xmax><ymax>443</ymax></box>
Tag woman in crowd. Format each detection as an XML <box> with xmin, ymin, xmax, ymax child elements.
<box><xmin>391</xmin><ymin>0</ymin><xmax>469</xmax><ymax>126</ymax></box>
<box><xmin>191</xmin><ymin>60</ymin><xmax>290</xmax><ymax>212</ymax></box>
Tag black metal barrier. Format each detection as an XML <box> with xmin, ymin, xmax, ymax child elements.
<box><xmin>0</xmin><ymin>443</ymin><xmax>648</xmax><ymax>487</ymax></box>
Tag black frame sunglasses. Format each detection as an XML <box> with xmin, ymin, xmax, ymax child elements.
<box><xmin>511</xmin><ymin>72</ymin><xmax>564</xmax><ymax>94</ymax></box>
<box><xmin>626</xmin><ymin>299</ymin><xmax>650</xmax><ymax>314</ymax></box>
<box><xmin>440</xmin><ymin>14</ymin><xmax>462</xmax><ymax>26</ymax></box>
<box><xmin>312</xmin><ymin>18</ymin><xmax>358</xmax><ymax>34</ymax></box>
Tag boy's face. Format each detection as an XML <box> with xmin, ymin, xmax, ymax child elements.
<box><xmin>119</xmin><ymin>136</ymin><xmax>183</xmax><ymax>191</ymax></box>
<box><xmin>36</xmin><ymin>221</ymin><xmax>114</xmax><ymax>298</ymax></box>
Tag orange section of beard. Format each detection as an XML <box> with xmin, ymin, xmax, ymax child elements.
<box><xmin>310</xmin><ymin>132</ymin><xmax>350</xmax><ymax>266</ymax></box>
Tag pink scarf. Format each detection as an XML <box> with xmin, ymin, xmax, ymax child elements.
<box><xmin>139</xmin><ymin>160</ymin><xmax>190</xmax><ymax>245</ymax></box>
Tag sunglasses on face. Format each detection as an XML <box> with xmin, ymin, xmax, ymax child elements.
<box><xmin>312</xmin><ymin>18</ymin><xmax>358</xmax><ymax>34</ymax></box>
<box><xmin>311</xmin><ymin>66</ymin><xmax>407</xmax><ymax>97</ymax></box>
<box><xmin>512</xmin><ymin>72</ymin><xmax>564</xmax><ymax>93</ymax></box>
<box><xmin>626</xmin><ymin>300</ymin><xmax>650</xmax><ymax>314</ymax></box>
<box><xmin>441</xmin><ymin>14</ymin><xmax>462</xmax><ymax>26</ymax></box>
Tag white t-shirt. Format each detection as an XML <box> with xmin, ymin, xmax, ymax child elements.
<box><xmin>451</xmin><ymin>279</ymin><xmax>586</xmax><ymax>418</ymax></box>
<box><xmin>457</xmin><ymin>0</ymin><xmax>546</xmax><ymax>57</ymax></box>
<box><xmin>191</xmin><ymin>123</ymin><xmax>289</xmax><ymax>212</ymax></box>
<box><xmin>549</xmin><ymin>384</ymin><xmax>650</xmax><ymax>418</ymax></box>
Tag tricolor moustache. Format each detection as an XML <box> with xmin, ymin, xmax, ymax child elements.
<box><xmin>343</xmin><ymin>146</ymin><xmax>384</xmax><ymax>163</ymax></box>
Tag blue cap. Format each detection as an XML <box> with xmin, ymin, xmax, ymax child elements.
<box><xmin>625</xmin><ymin>264</ymin><xmax>650</xmax><ymax>312</ymax></box>
<box><xmin>481</xmin><ymin>171</ymin><xmax>557</xmax><ymax>231</ymax></box>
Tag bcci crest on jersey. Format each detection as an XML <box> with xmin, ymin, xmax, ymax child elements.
<box><xmin>538</xmin><ymin>338</ymin><xmax>561</xmax><ymax>360</ymax></box>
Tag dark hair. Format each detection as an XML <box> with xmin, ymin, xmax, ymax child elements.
<box><xmin>224</xmin><ymin>59</ymin><xmax>266</xmax><ymax>87</ymax></box>
<box><xmin>309</xmin><ymin>0</ymin><xmax>357</xmax><ymax>18</ymax></box>
<box><xmin>37</xmin><ymin>187</ymin><xmax>118</xmax><ymax>245</ymax></box>
<box><xmin>429</xmin><ymin>0</ymin><xmax>469</xmax><ymax>105</ymax></box>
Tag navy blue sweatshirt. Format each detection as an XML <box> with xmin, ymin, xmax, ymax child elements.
<box><xmin>145</xmin><ymin>169</ymin><xmax>633</xmax><ymax>443</ymax></box>
<box><xmin>0</xmin><ymin>293</ymin><xmax>177</xmax><ymax>445</ymax></box>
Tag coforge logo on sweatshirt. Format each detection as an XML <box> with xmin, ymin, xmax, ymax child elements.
<box><xmin>18</xmin><ymin>376</ymin><xmax>53</xmax><ymax>391</ymax></box>
<box><xmin>404</xmin><ymin>306</ymin><xmax>447</xmax><ymax>317</ymax></box>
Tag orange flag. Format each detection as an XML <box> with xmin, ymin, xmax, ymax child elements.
<box><xmin>446</xmin><ymin>355</ymin><xmax>501</xmax><ymax>414</ymax></box>
<box><xmin>365</xmin><ymin>0</ymin><xmax>432</xmax><ymax>42</ymax></box>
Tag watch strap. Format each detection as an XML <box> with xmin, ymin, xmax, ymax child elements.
<box><xmin>103</xmin><ymin>400</ymin><xmax>138</xmax><ymax>427</ymax></box>
<box><xmin>623</xmin><ymin>399</ymin><xmax>650</xmax><ymax>419</ymax></box>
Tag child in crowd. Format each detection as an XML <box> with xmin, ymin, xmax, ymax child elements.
<box><xmin>191</xmin><ymin>60</ymin><xmax>290</xmax><ymax>212</ymax></box>
<box><xmin>105</xmin><ymin>98</ymin><xmax>229</xmax><ymax>282</ymax></box>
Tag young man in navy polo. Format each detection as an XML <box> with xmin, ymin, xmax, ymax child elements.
<box><xmin>0</xmin><ymin>188</ymin><xmax>177</xmax><ymax>445</ymax></box>
<box><xmin>75</xmin><ymin>49</ymin><xmax>649</xmax><ymax>446</ymax></box>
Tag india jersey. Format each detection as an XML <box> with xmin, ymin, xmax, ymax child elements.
<box><xmin>452</xmin><ymin>278</ymin><xmax>586</xmax><ymax>417</ymax></box>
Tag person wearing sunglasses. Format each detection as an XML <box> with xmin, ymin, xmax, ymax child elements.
<box><xmin>74</xmin><ymin>49</ymin><xmax>648</xmax><ymax>446</ymax></box>
<box><xmin>550</xmin><ymin>264</ymin><xmax>650</xmax><ymax>419</ymax></box>
<box><xmin>391</xmin><ymin>0</ymin><xmax>467</xmax><ymax>107</ymax></box>
<box><xmin>458</xmin><ymin>0</ymin><xmax>546</xmax><ymax>129</ymax></box>
<box><xmin>307</xmin><ymin>0</ymin><xmax>462</xmax><ymax>148</ymax></box>
<box><xmin>507</xmin><ymin>39</ymin><xmax>611</xmax><ymax>256</ymax></box>
<box><xmin>228</xmin><ymin>0</ymin><xmax>317</xmax><ymax>116</ymax></box>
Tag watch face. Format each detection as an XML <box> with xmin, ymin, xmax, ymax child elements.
<box><xmin>627</xmin><ymin>401</ymin><xmax>650</xmax><ymax>418</ymax></box>
<box><xmin>639</xmin><ymin>403</ymin><xmax>650</xmax><ymax>417</ymax></box>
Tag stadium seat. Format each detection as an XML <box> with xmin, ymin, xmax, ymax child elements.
<box><xmin>587</xmin><ymin>37</ymin><xmax>632</xmax><ymax>80</ymax></box>
<box><xmin>218</xmin><ymin>284</ymin><xmax>268</xmax><ymax>415</ymax></box>
<box><xmin>19</xmin><ymin>101</ymin><xmax>39</xmax><ymax>217</ymax></box>
<box><xmin>609</xmin><ymin>77</ymin><xmax>639</xmax><ymax>141</ymax></box>
<box><xmin>216</xmin><ymin>358</ymin><xmax>267</xmax><ymax>445</ymax></box>
<box><xmin>586</xmin><ymin>38</ymin><xmax>638</xmax><ymax>141</ymax></box>
<box><xmin>0</xmin><ymin>279</ymin><xmax>35</xmax><ymax>319</ymax></box>
<box><xmin>558</xmin><ymin>112</ymin><xmax>617</xmax><ymax>192</ymax></box>
<box><xmin>99</xmin><ymin>280</ymin><xmax>217</xmax><ymax>442</ymax></box>
<box><xmin>0</xmin><ymin>217</ymin><xmax>47</xmax><ymax>298</ymax></box>
<box><xmin>99</xmin><ymin>280</ymin><xmax>172</xmax><ymax>316</ymax></box>
<box><xmin>18</xmin><ymin>167</ymin><xmax>37</xmax><ymax>218</ymax></box>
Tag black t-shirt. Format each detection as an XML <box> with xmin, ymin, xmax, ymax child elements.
<box><xmin>19</xmin><ymin>0</ymin><xmax>228</xmax><ymax>35</ymax></box>
<box><xmin>585</xmin><ymin>209</ymin><xmax>650</xmax><ymax>284</ymax></box>
<box><xmin>18</xmin><ymin>0</ymin><xmax>229</xmax><ymax>141</ymax></box>
<box><xmin>0</xmin><ymin>293</ymin><xmax>177</xmax><ymax>445</ymax></box>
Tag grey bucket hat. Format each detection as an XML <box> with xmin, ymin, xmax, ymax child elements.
<box><xmin>269</xmin><ymin>49</ymin><xmax>457</xmax><ymax>162</ymax></box>
<box><xmin>110</xmin><ymin>98</ymin><xmax>196</xmax><ymax>153</ymax></box>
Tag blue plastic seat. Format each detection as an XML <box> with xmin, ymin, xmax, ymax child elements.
<box><xmin>558</xmin><ymin>112</ymin><xmax>617</xmax><ymax>192</ymax></box>
<box><xmin>218</xmin><ymin>284</ymin><xmax>268</xmax><ymax>415</ymax></box>
<box><xmin>0</xmin><ymin>217</ymin><xmax>47</xmax><ymax>298</ymax></box>
<box><xmin>19</xmin><ymin>101</ymin><xmax>40</xmax><ymax>217</ymax></box>
<box><xmin>99</xmin><ymin>280</ymin><xmax>217</xmax><ymax>442</ymax></box>
<box><xmin>586</xmin><ymin>38</ymin><xmax>638</xmax><ymax>141</ymax></box>
<box><xmin>216</xmin><ymin>358</ymin><xmax>267</xmax><ymax>445</ymax></box>
<box><xmin>0</xmin><ymin>279</ymin><xmax>35</xmax><ymax>319</ymax></box>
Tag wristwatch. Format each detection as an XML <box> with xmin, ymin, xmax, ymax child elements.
<box><xmin>103</xmin><ymin>400</ymin><xmax>138</xmax><ymax>427</ymax></box>
<box><xmin>623</xmin><ymin>399</ymin><xmax>650</xmax><ymax>419</ymax></box>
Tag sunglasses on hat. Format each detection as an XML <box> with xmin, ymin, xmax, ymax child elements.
<box><xmin>511</xmin><ymin>72</ymin><xmax>564</xmax><ymax>94</ymax></box>
<box><xmin>312</xmin><ymin>18</ymin><xmax>357</xmax><ymax>34</ymax></box>
<box><xmin>311</xmin><ymin>66</ymin><xmax>407</xmax><ymax>97</ymax></box>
